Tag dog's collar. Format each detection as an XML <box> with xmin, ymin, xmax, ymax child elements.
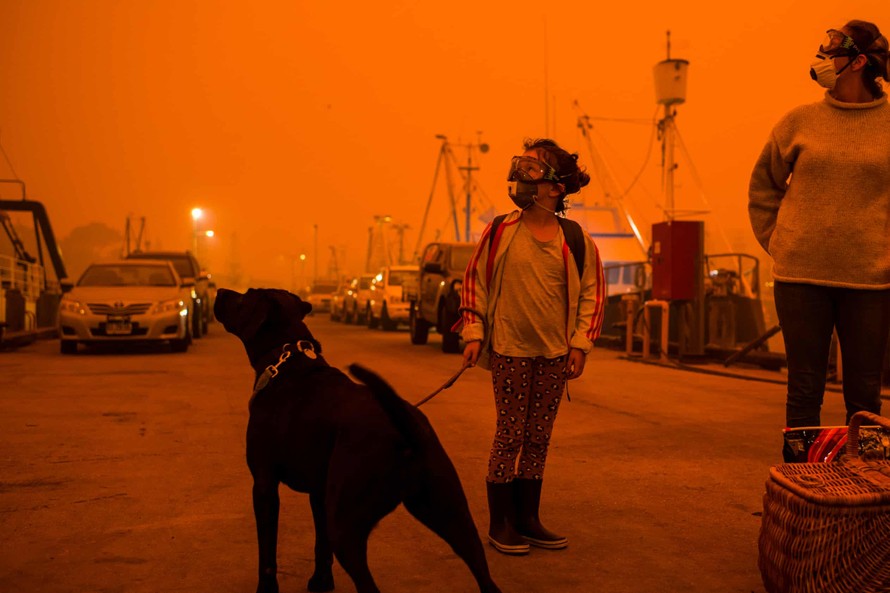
<box><xmin>250</xmin><ymin>341</ymin><xmax>318</xmax><ymax>404</ymax></box>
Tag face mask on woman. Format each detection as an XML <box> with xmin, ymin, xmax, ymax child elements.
<box><xmin>810</xmin><ymin>29</ymin><xmax>860</xmax><ymax>88</ymax></box>
<box><xmin>809</xmin><ymin>53</ymin><xmax>854</xmax><ymax>88</ymax></box>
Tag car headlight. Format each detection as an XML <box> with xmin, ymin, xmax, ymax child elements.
<box><xmin>151</xmin><ymin>298</ymin><xmax>185</xmax><ymax>314</ymax></box>
<box><xmin>60</xmin><ymin>299</ymin><xmax>85</xmax><ymax>315</ymax></box>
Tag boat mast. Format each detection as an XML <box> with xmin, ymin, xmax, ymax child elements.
<box><xmin>573</xmin><ymin>105</ymin><xmax>649</xmax><ymax>252</ymax></box>
<box><xmin>653</xmin><ymin>30</ymin><xmax>689</xmax><ymax>220</ymax></box>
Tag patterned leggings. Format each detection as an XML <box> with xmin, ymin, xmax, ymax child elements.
<box><xmin>487</xmin><ymin>351</ymin><xmax>567</xmax><ymax>483</ymax></box>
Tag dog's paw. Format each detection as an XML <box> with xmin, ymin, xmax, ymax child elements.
<box><xmin>307</xmin><ymin>570</ymin><xmax>335</xmax><ymax>592</ymax></box>
<box><xmin>255</xmin><ymin>579</ymin><xmax>279</xmax><ymax>593</ymax></box>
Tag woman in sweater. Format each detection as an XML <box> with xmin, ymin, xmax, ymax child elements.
<box><xmin>459</xmin><ymin>139</ymin><xmax>605</xmax><ymax>554</ymax></box>
<box><xmin>748</xmin><ymin>20</ymin><xmax>890</xmax><ymax>446</ymax></box>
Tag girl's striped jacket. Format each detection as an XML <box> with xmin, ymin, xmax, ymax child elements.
<box><xmin>456</xmin><ymin>210</ymin><xmax>606</xmax><ymax>371</ymax></box>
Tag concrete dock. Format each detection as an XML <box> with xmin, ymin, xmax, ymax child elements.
<box><xmin>1</xmin><ymin>317</ymin><xmax>885</xmax><ymax>593</ymax></box>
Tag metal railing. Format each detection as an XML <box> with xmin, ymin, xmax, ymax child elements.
<box><xmin>602</xmin><ymin>254</ymin><xmax>761</xmax><ymax>301</ymax></box>
<box><xmin>0</xmin><ymin>254</ymin><xmax>45</xmax><ymax>301</ymax></box>
<box><xmin>704</xmin><ymin>253</ymin><xmax>760</xmax><ymax>300</ymax></box>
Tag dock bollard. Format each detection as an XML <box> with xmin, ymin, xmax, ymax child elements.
<box><xmin>642</xmin><ymin>300</ymin><xmax>669</xmax><ymax>362</ymax></box>
<box><xmin>621</xmin><ymin>294</ymin><xmax>641</xmax><ymax>356</ymax></box>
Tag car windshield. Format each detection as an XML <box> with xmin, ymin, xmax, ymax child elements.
<box><xmin>388</xmin><ymin>271</ymin><xmax>417</xmax><ymax>286</ymax></box>
<box><xmin>449</xmin><ymin>246</ymin><xmax>475</xmax><ymax>273</ymax></box>
<box><xmin>130</xmin><ymin>254</ymin><xmax>194</xmax><ymax>279</ymax></box>
<box><xmin>168</xmin><ymin>259</ymin><xmax>193</xmax><ymax>279</ymax></box>
<box><xmin>359</xmin><ymin>277</ymin><xmax>373</xmax><ymax>289</ymax></box>
<box><xmin>79</xmin><ymin>264</ymin><xmax>176</xmax><ymax>287</ymax></box>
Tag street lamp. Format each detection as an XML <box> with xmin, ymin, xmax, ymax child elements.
<box><xmin>191</xmin><ymin>208</ymin><xmax>203</xmax><ymax>256</ymax></box>
<box><xmin>299</xmin><ymin>254</ymin><xmax>307</xmax><ymax>293</ymax></box>
<box><xmin>201</xmin><ymin>229</ymin><xmax>215</xmax><ymax>270</ymax></box>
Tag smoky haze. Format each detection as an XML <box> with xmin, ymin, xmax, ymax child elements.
<box><xmin>0</xmin><ymin>1</ymin><xmax>887</xmax><ymax>288</ymax></box>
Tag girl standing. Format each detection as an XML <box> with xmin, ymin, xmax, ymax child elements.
<box><xmin>459</xmin><ymin>138</ymin><xmax>605</xmax><ymax>554</ymax></box>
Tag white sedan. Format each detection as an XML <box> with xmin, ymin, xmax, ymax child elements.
<box><xmin>58</xmin><ymin>259</ymin><xmax>194</xmax><ymax>354</ymax></box>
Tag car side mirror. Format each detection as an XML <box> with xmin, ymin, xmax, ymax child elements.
<box><xmin>60</xmin><ymin>279</ymin><xmax>74</xmax><ymax>293</ymax></box>
<box><xmin>423</xmin><ymin>262</ymin><xmax>444</xmax><ymax>274</ymax></box>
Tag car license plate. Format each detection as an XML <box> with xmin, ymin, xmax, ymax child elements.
<box><xmin>106</xmin><ymin>318</ymin><xmax>132</xmax><ymax>335</ymax></box>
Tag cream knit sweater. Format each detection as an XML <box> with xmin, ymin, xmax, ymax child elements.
<box><xmin>748</xmin><ymin>91</ymin><xmax>890</xmax><ymax>289</ymax></box>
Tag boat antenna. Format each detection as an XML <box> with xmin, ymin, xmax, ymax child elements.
<box><xmin>544</xmin><ymin>15</ymin><xmax>549</xmax><ymax>136</ymax></box>
<box><xmin>653</xmin><ymin>29</ymin><xmax>690</xmax><ymax>219</ymax></box>
<box><xmin>0</xmin><ymin>132</ymin><xmax>21</xmax><ymax>181</ymax></box>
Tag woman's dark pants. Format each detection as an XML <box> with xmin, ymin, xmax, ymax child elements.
<box><xmin>774</xmin><ymin>281</ymin><xmax>890</xmax><ymax>428</ymax></box>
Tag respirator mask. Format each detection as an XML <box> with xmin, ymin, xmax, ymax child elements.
<box><xmin>809</xmin><ymin>29</ymin><xmax>859</xmax><ymax>88</ymax></box>
<box><xmin>506</xmin><ymin>156</ymin><xmax>563</xmax><ymax>211</ymax></box>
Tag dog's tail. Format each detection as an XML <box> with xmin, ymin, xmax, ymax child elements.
<box><xmin>348</xmin><ymin>363</ymin><xmax>432</xmax><ymax>448</ymax></box>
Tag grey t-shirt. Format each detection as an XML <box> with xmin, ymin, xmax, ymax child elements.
<box><xmin>491</xmin><ymin>222</ymin><xmax>568</xmax><ymax>358</ymax></box>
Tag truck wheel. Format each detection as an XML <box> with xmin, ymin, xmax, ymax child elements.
<box><xmin>170</xmin><ymin>337</ymin><xmax>190</xmax><ymax>353</ymax></box>
<box><xmin>381</xmin><ymin>304</ymin><xmax>397</xmax><ymax>331</ymax></box>
<box><xmin>439</xmin><ymin>306</ymin><xmax>461</xmax><ymax>353</ymax></box>
<box><xmin>352</xmin><ymin>305</ymin><xmax>363</xmax><ymax>326</ymax></box>
<box><xmin>409</xmin><ymin>304</ymin><xmax>429</xmax><ymax>345</ymax></box>
<box><xmin>441</xmin><ymin>330</ymin><xmax>461</xmax><ymax>353</ymax></box>
<box><xmin>192</xmin><ymin>309</ymin><xmax>203</xmax><ymax>339</ymax></box>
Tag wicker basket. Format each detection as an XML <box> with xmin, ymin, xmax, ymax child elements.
<box><xmin>758</xmin><ymin>411</ymin><xmax>890</xmax><ymax>593</ymax></box>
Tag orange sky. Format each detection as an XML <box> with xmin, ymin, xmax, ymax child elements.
<box><xmin>1</xmin><ymin>0</ymin><xmax>888</xmax><ymax>286</ymax></box>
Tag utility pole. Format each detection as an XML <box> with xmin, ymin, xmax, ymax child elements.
<box><xmin>313</xmin><ymin>224</ymin><xmax>319</xmax><ymax>283</ymax></box>
<box><xmin>328</xmin><ymin>245</ymin><xmax>339</xmax><ymax>279</ymax></box>
<box><xmin>392</xmin><ymin>223</ymin><xmax>410</xmax><ymax>264</ymax></box>
<box><xmin>124</xmin><ymin>217</ymin><xmax>131</xmax><ymax>257</ymax></box>
<box><xmin>453</xmin><ymin>134</ymin><xmax>489</xmax><ymax>242</ymax></box>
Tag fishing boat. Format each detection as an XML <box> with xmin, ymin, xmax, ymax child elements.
<box><xmin>0</xmin><ymin>179</ymin><xmax>67</xmax><ymax>348</ymax></box>
<box><xmin>568</xmin><ymin>33</ymin><xmax>777</xmax><ymax>368</ymax></box>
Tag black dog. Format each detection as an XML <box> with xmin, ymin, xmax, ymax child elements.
<box><xmin>214</xmin><ymin>287</ymin><xmax>501</xmax><ymax>593</ymax></box>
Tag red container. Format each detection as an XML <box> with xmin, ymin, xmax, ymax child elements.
<box><xmin>650</xmin><ymin>220</ymin><xmax>703</xmax><ymax>301</ymax></box>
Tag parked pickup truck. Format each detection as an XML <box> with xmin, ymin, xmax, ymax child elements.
<box><xmin>408</xmin><ymin>241</ymin><xmax>475</xmax><ymax>353</ymax></box>
<box><xmin>126</xmin><ymin>250</ymin><xmax>212</xmax><ymax>338</ymax></box>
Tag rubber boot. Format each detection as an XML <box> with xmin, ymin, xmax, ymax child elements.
<box><xmin>513</xmin><ymin>478</ymin><xmax>568</xmax><ymax>549</ymax></box>
<box><xmin>486</xmin><ymin>481</ymin><xmax>530</xmax><ymax>555</ymax></box>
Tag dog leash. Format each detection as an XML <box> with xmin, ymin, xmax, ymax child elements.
<box><xmin>414</xmin><ymin>361</ymin><xmax>471</xmax><ymax>407</ymax></box>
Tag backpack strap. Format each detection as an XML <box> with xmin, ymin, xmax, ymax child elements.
<box><xmin>557</xmin><ymin>217</ymin><xmax>586</xmax><ymax>279</ymax></box>
<box><xmin>488</xmin><ymin>213</ymin><xmax>586</xmax><ymax>279</ymax></box>
<box><xmin>487</xmin><ymin>214</ymin><xmax>508</xmax><ymax>254</ymax></box>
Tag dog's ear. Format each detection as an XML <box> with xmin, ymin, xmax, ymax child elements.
<box><xmin>274</xmin><ymin>290</ymin><xmax>311</xmax><ymax>321</ymax></box>
<box><xmin>232</xmin><ymin>289</ymin><xmax>272</xmax><ymax>343</ymax></box>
